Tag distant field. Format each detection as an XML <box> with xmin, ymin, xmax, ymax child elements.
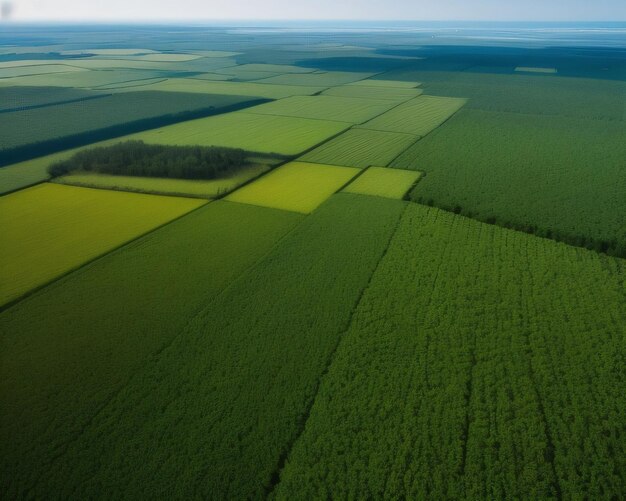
<box><xmin>242</xmin><ymin>94</ymin><xmax>396</xmax><ymax>123</ymax></box>
<box><xmin>344</xmin><ymin>166</ymin><xmax>422</xmax><ymax>199</ymax></box>
<box><xmin>0</xmin><ymin>68</ymin><xmax>174</xmax><ymax>88</ymax></box>
<box><xmin>515</xmin><ymin>66</ymin><xmax>557</xmax><ymax>74</ymax></box>
<box><xmin>0</xmin><ymin>183</ymin><xmax>205</xmax><ymax>305</ymax></box>
<box><xmin>273</xmin><ymin>203</ymin><xmax>626</xmax><ymax>500</ymax></box>
<box><xmin>0</xmin><ymin>86</ymin><xmax>105</xmax><ymax>111</ymax></box>
<box><xmin>346</xmin><ymin>78</ymin><xmax>420</xmax><ymax>88</ymax></box>
<box><xmin>323</xmin><ymin>84</ymin><xmax>423</xmax><ymax>101</ymax></box>
<box><xmin>394</xmin><ymin>108</ymin><xmax>626</xmax><ymax>255</ymax></box>
<box><xmin>7</xmin><ymin>194</ymin><xmax>405</xmax><ymax>499</ymax></box>
<box><xmin>54</xmin><ymin>163</ymin><xmax>271</xmax><ymax>198</ymax></box>
<box><xmin>130</xmin><ymin>112</ymin><xmax>350</xmax><ymax>156</ymax></box>
<box><xmin>254</xmin><ymin>71</ymin><xmax>374</xmax><ymax>86</ymax></box>
<box><xmin>0</xmin><ymin>63</ymin><xmax>85</xmax><ymax>79</ymax></box>
<box><xmin>301</xmin><ymin>128</ymin><xmax>417</xmax><ymax>168</ymax></box>
<box><xmin>226</xmin><ymin>161</ymin><xmax>359</xmax><ymax>213</ymax></box>
<box><xmin>358</xmin><ymin>95</ymin><xmax>467</xmax><ymax>135</ymax></box>
<box><xmin>0</xmin><ymin>202</ymin><xmax>303</xmax><ymax>498</ymax></box>
<box><xmin>122</xmin><ymin>78</ymin><xmax>325</xmax><ymax>98</ymax></box>
<box><xmin>0</xmin><ymin>91</ymin><xmax>258</xmax><ymax>164</ymax></box>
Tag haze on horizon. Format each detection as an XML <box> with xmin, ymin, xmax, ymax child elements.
<box><xmin>2</xmin><ymin>0</ymin><xmax>626</xmax><ymax>23</ymax></box>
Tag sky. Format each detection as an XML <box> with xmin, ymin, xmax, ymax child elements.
<box><xmin>2</xmin><ymin>0</ymin><xmax>626</xmax><ymax>22</ymax></box>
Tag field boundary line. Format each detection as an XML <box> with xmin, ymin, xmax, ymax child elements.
<box><xmin>0</xmin><ymin>198</ymin><xmax>210</xmax><ymax>314</ymax></box>
<box><xmin>264</xmin><ymin>201</ymin><xmax>410</xmax><ymax>498</ymax></box>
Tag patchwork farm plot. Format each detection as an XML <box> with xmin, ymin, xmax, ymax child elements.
<box><xmin>0</xmin><ymin>183</ymin><xmax>205</xmax><ymax>305</ymax></box>
<box><xmin>300</xmin><ymin>128</ymin><xmax>418</xmax><ymax>168</ymax></box>
<box><xmin>128</xmin><ymin>112</ymin><xmax>350</xmax><ymax>155</ymax></box>
<box><xmin>254</xmin><ymin>71</ymin><xmax>375</xmax><ymax>86</ymax></box>
<box><xmin>343</xmin><ymin>166</ymin><xmax>422</xmax><ymax>199</ymax></box>
<box><xmin>241</xmin><ymin>94</ymin><xmax>396</xmax><ymax>123</ymax></box>
<box><xmin>357</xmin><ymin>95</ymin><xmax>467</xmax><ymax>135</ymax></box>
<box><xmin>323</xmin><ymin>84</ymin><xmax>423</xmax><ymax>101</ymax></box>
<box><xmin>226</xmin><ymin>161</ymin><xmax>360</xmax><ymax>213</ymax></box>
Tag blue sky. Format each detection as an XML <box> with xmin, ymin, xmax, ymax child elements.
<box><xmin>5</xmin><ymin>0</ymin><xmax>626</xmax><ymax>22</ymax></box>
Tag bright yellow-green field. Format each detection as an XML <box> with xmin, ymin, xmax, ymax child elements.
<box><xmin>128</xmin><ymin>112</ymin><xmax>350</xmax><ymax>156</ymax></box>
<box><xmin>226</xmin><ymin>161</ymin><xmax>359</xmax><ymax>213</ymax></box>
<box><xmin>343</xmin><ymin>166</ymin><xmax>422</xmax><ymax>199</ymax></box>
<box><xmin>54</xmin><ymin>164</ymin><xmax>271</xmax><ymax>198</ymax></box>
<box><xmin>0</xmin><ymin>183</ymin><xmax>205</xmax><ymax>305</ymax></box>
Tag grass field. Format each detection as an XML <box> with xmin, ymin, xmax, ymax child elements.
<box><xmin>242</xmin><ymin>95</ymin><xmax>396</xmax><ymax>123</ymax></box>
<box><xmin>393</xmin><ymin>108</ymin><xmax>626</xmax><ymax>255</ymax></box>
<box><xmin>8</xmin><ymin>194</ymin><xmax>405</xmax><ymax>499</ymax></box>
<box><xmin>121</xmin><ymin>78</ymin><xmax>325</xmax><ymax>98</ymax></box>
<box><xmin>346</xmin><ymin>78</ymin><xmax>420</xmax><ymax>88</ymax></box>
<box><xmin>301</xmin><ymin>128</ymin><xmax>418</xmax><ymax>168</ymax></box>
<box><xmin>226</xmin><ymin>161</ymin><xmax>359</xmax><ymax>213</ymax></box>
<box><xmin>0</xmin><ymin>91</ymin><xmax>256</xmax><ymax>161</ymax></box>
<box><xmin>0</xmin><ymin>86</ymin><xmax>104</xmax><ymax>111</ymax></box>
<box><xmin>343</xmin><ymin>166</ymin><xmax>422</xmax><ymax>199</ymax></box>
<box><xmin>0</xmin><ymin>69</ymin><xmax>173</xmax><ymax>89</ymax></box>
<box><xmin>129</xmin><ymin>112</ymin><xmax>350</xmax><ymax>156</ymax></box>
<box><xmin>358</xmin><ymin>95</ymin><xmax>467</xmax><ymax>135</ymax></box>
<box><xmin>0</xmin><ymin>202</ymin><xmax>303</xmax><ymax>499</ymax></box>
<box><xmin>0</xmin><ymin>183</ymin><xmax>205</xmax><ymax>305</ymax></box>
<box><xmin>272</xmin><ymin>203</ymin><xmax>626</xmax><ymax>500</ymax></box>
<box><xmin>323</xmin><ymin>84</ymin><xmax>423</xmax><ymax>101</ymax></box>
<box><xmin>254</xmin><ymin>71</ymin><xmax>374</xmax><ymax>86</ymax></box>
<box><xmin>54</xmin><ymin>163</ymin><xmax>271</xmax><ymax>198</ymax></box>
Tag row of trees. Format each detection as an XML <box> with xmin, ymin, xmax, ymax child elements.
<box><xmin>48</xmin><ymin>141</ymin><xmax>248</xmax><ymax>180</ymax></box>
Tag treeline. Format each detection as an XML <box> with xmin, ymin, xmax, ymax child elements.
<box><xmin>49</xmin><ymin>141</ymin><xmax>249</xmax><ymax>180</ymax></box>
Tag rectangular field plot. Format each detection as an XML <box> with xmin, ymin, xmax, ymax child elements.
<box><xmin>226</xmin><ymin>161</ymin><xmax>359</xmax><ymax>213</ymax></box>
<box><xmin>346</xmin><ymin>79</ymin><xmax>420</xmax><ymax>89</ymax></box>
<box><xmin>54</xmin><ymin>164</ymin><xmax>271</xmax><ymax>199</ymax></box>
<box><xmin>0</xmin><ymin>69</ymin><xmax>172</xmax><ymax>89</ymax></box>
<box><xmin>254</xmin><ymin>71</ymin><xmax>374</xmax><ymax>87</ymax></box>
<box><xmin>358</xmin><ymin>95</ymin><xmax>467</xmax><ymax>136</ymax></box>
<box><xmin>300</xmin><ymin>128</ymin><xmax>417</xmax><ymax>168</ymax></box>
<box><xmin>0</xmin><ymin>183</ymin><xmax>205</xmax><ymax>305</ymax></box>
<box><xmin>343</xmin><ymin>166</ymin><xmax>422</xmax><ymax>199</ymax></box>
<box><xmin>323</xmin><ymin>84</ymin><xmax>423</xmax><ymax>102</ymax></box>
<box><xmin>515</xmin><ymin>66</ymin><xmax>557</xmax><ymax>74</ymax></box>
<box><xmin>130</xmin><ymin>112</ymin><xmax>350</xmax><ymax>156</ymax></box>
<box><xmin>242</xmin><ymin>95</ymin><xmax>395</xmax><ymax>123</ymax></box>
<box><xmin>123</xmin><ymin>78</ymin><xmax>324</xmax><ymax>99</ymax></box>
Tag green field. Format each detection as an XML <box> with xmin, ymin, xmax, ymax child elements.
<box><xmin>343</xmin><ymin>166</ymin><xmax>422</xmax><ymax>199</ymax></box>
<box><xmin>0</xmin><ymin>183</ymin><xmax>205</xmax><ymax>305</ymax></box>
<box><xmin>0</xmin><ymin>201</ymin><xmax>303</xmax><ymax>499</ymax></box>
<box><xmin>129</xmin><ymin>112</ymin><xmax>350</xmax><ymax>155</ymax></box>
<box><xmin>0</xmin><ymin>91</ymin><xmax>258</xmax><ymax>163</ymax></box>
<box><xmin>121</xmin><ymin>78</ymin><xmax>325</xmax><ymax>98</ymax></box>
<box><xmin>346</xmin><ymin>78</ymin><xmax>420</xmax><ymax>88</ymax></box>
<box><xmin>323</xmin><ymin>84</ymin><xmax>424</xmax><ymax>101</ymax></box>
<box><xmin>394</xmin><ymin>108</ymin><xmax>626</xmax><ymax>255</ymax></box>
<box><xmin>54</xmin><ymin>163</ymin><xmax>271</xmax><ymax>198</ymax></box>
<box><xmin>0</xmin><ymin>86</ymin><xmax>104</xmax><ymax>111</ymax></box>
<box><xmin>3</xmin><ymin>194</ymin><xmax>404</xmax><ymax>499</ymax></box>
<box><xmin>358</xmin><ymin>95</ymin><xmax>467</xmax><ymax>135</ymax></box>
<box><xmin>242</xmin><ymin>94</ymin><xmax>396</xmax><ymax>123</ymax></box>
<box><xmin>272</xmin><ymin>203</ymin><xmax>626</xmax><ymax>500</ymax></box>
<box><xmin>226</xmin><ymin>161</ymin><xmax>359</xmax><ymax>213</ymax></box>
<box><xmin>254</xmin><ymin>71</ymin><xmax>374</xmax><ymax>86</ymax></box>
<box><xmin>301</xmin><ymin>128</ymin><xmax>418</xmax><ymax>168</ymax></box>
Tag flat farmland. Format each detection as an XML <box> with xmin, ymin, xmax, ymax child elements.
<box><xmin>273</xmin><ymin>203</ymin><xmax>626</xmax><ymax>500</ymax></box>
<box><xmin>394</xmin><ymin>108</ymin><xmax>626</xmax><ymax>255</ymax></box>
<box><xmin>242</xmin><ymin>95</ymin><xmax>396</xmax><ymax>123</ymax></box>
<box><xmin>122</xmin><ymin>78</ymin><xmax>325</xmax><ymax>98</ymax></box>
<box><xmin>301</xmin><ymin>128</ymin><xmax>417</xmax><ymax>168</ymax></box>
<box><xmin>0</xmin><ymin>86</ymin><xmax>104</xmax><ymax>112</ymax></box>
<box><xmin>226</xmin><ymin>161</ymin><xmax>359</xmax><ymax>213</ymax></box>
<box><xmin>130</xmin><ymin>112</ymin><xmax>350</xmax><ymax>156</ymax></box>
<box><xmin>254</xmin><ymin>71</ymin><xmax>374</xmax><ymax>86</ymax></box>
<box><xmin>54</xmin><ymin>163</ymin><xmax>271</xmax><ymax>198</ymax></box>
<box><xmin>0</xmin><ymin>202</ymin><xmax>303</xmax><ymax>499</ymax></box>
<box><xmin>0</xmin><ymin>91</ymin><xmax>257</xmax><ymax>164</ymax></box>
<box><xmin>343</xmin><ymin>166</ymin><xmax>422</xmax><ymax>199</ymax></box>
<box><xmin>17</xmin><ymin>194</ymin><xmax>405</xmax><ymax>499</ymax></box>
<box><xmin>323</xmin><ymin>84</ymin><xmax>423</xmax><ymax>101</ymax></box>
<box><xmin>358</xmin><ymin>95</ymin><xmax>467</xmax><ymax>135</ymax></box>
<box><xmin>0</xmin><ymin>183</ymin><xmax>205</xmax><ymax>305</ymax></box>
<box><xmin>0</xmin><ymin>69</ymin><xmax>173</xmax><ymax>89</ymax></box>
<box><xmin>346</xmin><ymin>78</ymin><xmax>421</xmax><ymax>88</ymax></box>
